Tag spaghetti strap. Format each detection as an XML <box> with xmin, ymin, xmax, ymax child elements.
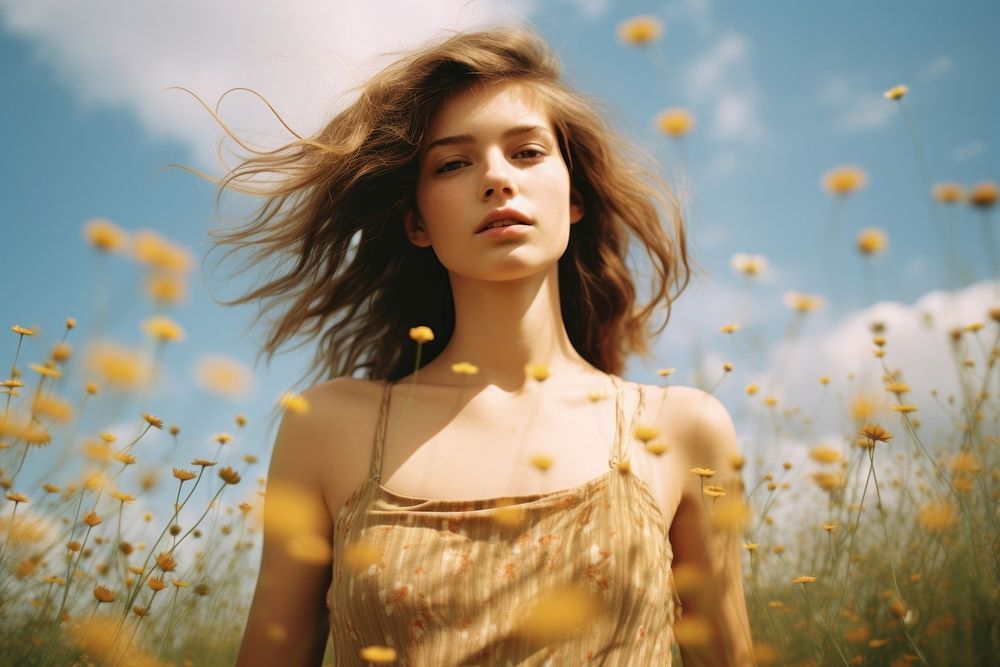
<box><xmin>608</xmin><ymin>375</ymin><xmax>641</xmax><ymax>469</ymax></box>
<box><xmin>369</xmin><ymin>379</ymin><xmax>394</xmax><ymax>482</ymax></box>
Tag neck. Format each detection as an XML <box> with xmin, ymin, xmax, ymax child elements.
<box><xmin>410</xmin><ymin>264</ymin><xmax>602</xmax><ymax>391</ymax></box>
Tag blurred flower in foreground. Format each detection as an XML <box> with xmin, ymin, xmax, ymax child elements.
<box><xmin>731</xmin><ymin>253</ymin><xmax>769</xmax><ymax>278</ymax></box>
<box><xmin>856</xmin><ymin>227</ymin><xmax>888</xmax><ymax>256</ymax></box>
<box><xmin>969</xmin><ymin>181</ymin><xmax>998</xmax><ymax>209</ymax></box>
<box><xmin>783</xmin><ymin>291</ymin><xmax>825</xmax><ymax>313</ymax></box>
<box><xmin>932</xmin><ymin>182</ymin><xmax>965</xmax><ymax>204</ymax></box>
<box><xmin>83</xmin><ymin>218</ymin><xmax>129</xmax><ymax>253</ymax></box>
<box><xmin>278</xmin><ymin>391</ymin><xmax>310</xmax><ymax>415</ymax></box>
<box><xmin>617</xmin><ymin>15</ymin><xmax>663</xmax><ymax>46</ymax></box>
<box><xmin>822</xmin><ymin>165</ymin><xmax>868</xmax><ymax>196</ymax></box>
<box><xmin>84</xmin><ymin>340</ymin><xmax>152</xmax><ymax>390</ymax></box>
<box><xmin>132</xmin><ymin>230</ymin><xmax>194</xmax><ymax>273</ymax></box>
<box><xmin>655</xmin><ymin>108</ymin><xmax>695</xmax><ymax>138</ymax></box>
<box><xmin>194</xmin><ymin>354</ymin><xmax>254</xmax><ymax>399</ymax></box>
<box><xmin>515</xmin><ymin>583</ymin><xmax>602</xmax><ymax>643</ymax></box>
<box><xmin>142</xmin><ymin>316</ymin><xmax>186</xmax><ymax>343</ymax></box>
<box><xmin>883</xmin><ymin>84</ymin><xmax>908</xmax><ymax>100</ymax></box>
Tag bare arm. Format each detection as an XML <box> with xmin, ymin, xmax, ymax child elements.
<box><xmin>667</xmin><ymin>388</ymin><xmax>754</xmax><ymax>666</ymax></box>
<box><xmin>236</xmin><ymin>392</ymin><xmax>335</xmax><ymax>667</ymax></box>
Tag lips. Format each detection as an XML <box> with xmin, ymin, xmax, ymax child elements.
<box><xmin>475</xmin><ymin>208</ymin><xmax>533</xmax><ymax>234</ymax></box>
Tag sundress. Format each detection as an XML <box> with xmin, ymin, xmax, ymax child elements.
<box><xmin>328</xmin><ymin>375</ymin><xmax>681</xmax><ymax>665</ymax></box>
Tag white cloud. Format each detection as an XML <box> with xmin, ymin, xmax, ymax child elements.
<box><xmin>0</xmin><ymin>0</ymin><xmax>533</xmax><ymax>166</ymax></box>
<box><xmin>817</xmin><ymin>73</ymin><xmax>899</xmax><ymax>131</ymax></box>
<box><xmin>683</xmin><ymin>32</ymin><xmax>766</xmax><ymax>142</ymax></box>
<box><xmin>954</xmin><ymin>141</ymin><xmax>985</xmax><ymax>161</ymax></box>
<box><xmin>921</xmin><ymin>54</ymin><xmax>953</xmax><ymax>80</ymax></box>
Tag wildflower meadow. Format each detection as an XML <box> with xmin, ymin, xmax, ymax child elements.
<box><xmin>2</xmin><ymin>7</ymin><xmax>998</xmax><ymax>667</ymax></box>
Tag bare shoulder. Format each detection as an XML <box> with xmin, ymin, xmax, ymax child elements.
<box><xmin>645</xmin><ymin>384</ymin><xmax>741</xmax><ymax>479</ymax></box>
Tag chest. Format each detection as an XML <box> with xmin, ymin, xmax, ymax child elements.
<box><xmin>328</xmin><ymin>382</ymin><xmax>682</xmax><ymax>530</ymax></box>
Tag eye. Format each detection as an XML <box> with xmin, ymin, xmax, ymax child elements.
<box><xmin>513</xmin><ymin>147</ymin><xmax>545</xmax><ymax>160</ymax></box>
<box><xmin>435</xmin><ymin>159</ymin><xmax>468</xmax><ymax>174</ymax></box>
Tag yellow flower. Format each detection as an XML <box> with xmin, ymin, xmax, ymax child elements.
<box><xmin>969</xmin><ymin>181</ymin><xmax>998</xmax><ymax>209</ymax></box>
<box><xmin>142</xmin><ymin>412</ymin><xmax>163</xmax><ymax>429</ymax></box>
<box><xmin>144</xmin><ymin>271</ymin><xmax>187</xmax><ymax>305</ymax></box>
<box><xmin>110</xmin><ymin>490</ymin><xmax>135</xmax><ymax>503</ymax></box>
<box><xmin>242</xmin><ymin>454</ymin><xmax>258</xmax><ymax>464</ymax></box>
<box><xmin>132</xmin><ymin>229</ymin><xmax>193</xmax><ymax>272</ymax></box>
<box><xmin>932</xmin><ymin>182</ymin><xmax>965</xmax><ymax>204</ymax></box>
<box><xmin>172</xmin><ymin>468</ymin><xmax>197</xmax><ymax>481</ymax></box>
<box><xmin>42</xmin><ymin>483</ymin><xmax>61</xmax><ymax>494</ymax></box>
<box><xmin>883</xmin><ymin>84</ymin><xmax>908</xmax><ymax>100</ymax></box>
<box><xmin>809</xmin><ymin>446</ymin><xmax>842</xmax><ymax>464</ymax></box>
<box><xmin>148</xmin><ymin>577</ymin><xmax>168</xmax><ymax>592</ymax></box>
<box><xmin>115</xmin><ymin>452</ymin><xmax>135</xmax><ymax>465</ymax></box>
<box><xmin>359</xmin><ymin>645</ymin><xmax>398</xmax><ymax>663</ymax></box>
<box><xmin>729</xmin><ymin>454</ymin><xmax>745</xmax><ymax>471</ymax></box>
<box><xmin>84</xmin><ymin>341</ymin><xmax>151</xmax><ymax>390</ymax></box>
<box><xmin>633</xmin><ymin>424</ymin><xmax>659</xmax><ymax>443</ymax></box>
<box><xmin>450</xmin><ymin>362</ymin><xmax>479</xmax><ymax>376</ymax></box>
<box><xmin>690</xmin><ymin>467</ymin><xmax>716</xmax><ymax>478</ymax></box>
<box><xmin>656</xmin><ymin>368</ymin><xmax>676</xmax><ymax>379</ymax></box>
<box><xmin>343</xmin><ymin>540</ymin><xmax>383</xmax><ymax>572</ymax></box>
<box><xmin>783</xmin><ymin>291</ymin><xmax>825</xmax><ymax>313</ymax></box>
<box><xmin>792</xmin><ymin>575</ymin><xmax>817</xmax><ymax>585</ymax></box>
<box><xmin>11</xmin><ymin>325</ymin><xmax>36</xmax><ymax>336</ymax></box>
<box><xmin>743</xmin><ymin>543</ymin><xmax>758</xmax><ymax>552</ymax></box>
<box><xmin>83</xmin><ymin>217</ymin><xmax>129</xmax><ymax>253</ymax></box>
<box><xmin>193</xmin><ymin>354</ymin><xmax>253</xmax><ymax>399</ymax></box>
<box><xmin>673</xmin><ymin>614</ymin><xmax>713</xmax><ymax>648</ymax></box>
<box><xmin>723</xmin><ymin>362</ymin><xmax>733</xmax><ymax>372</ymax></box>
<box><xmin>950</xmin><ymin>452</ymin><xmax>981</xmax><ymax>474</ymax></box>
<box><xmin>821</xmin><ymin>165</ymin><xmax>868</xmax><ymax>196</ymax></box>
<box><xmin>156</xmin><ymin>552</ymin><xmax>177</xmax><ymax>572</ymax></box>
<box><xmin>218</xmin><ymin>466</ymin><xmax>242</xmax><ymax>485</ymax></box>
<box><xmin>655</xmin><ymin>107</ymin><xmax>695</xmax><ymax>137</ymax></box>
<box><xmin>83</xmin><ymin>511</ymin><xmax>102</xmax><ymax>527</ymax></box>
<box><xmin>142</xmin><ymin>316</ymin><xmax>186</xmax><ymax>343</ymax></box>
<box><xmin>5</xmin><ymin>492</ymin><xmax>29</xmax><ymax>504</ymax></box>
<box><xmin>192</xmin><ymin>458</ymin><xmax>216</xmax><ymax>467</ymax></box>
<box><xmin>616</xmin><ymin>458</ymin><xmax>632</xmax><ymax>474</ymax></box>
<box><xmin>744</xmin><ymin>384</ymin><xmax>759</xmax><ymax>396</ymax></box>
<box><xmin>859</xmin><ymin>423</ymin><xmax>893</xmax><ymax>445</ymax></box>
<box><xmin>730</xmin><ymin>253</ymin><xmax>769</xmax><ymax>277</ymax></box>
<box><xmin>617</xmin><ymin>15</ymin><xmax>663</xmax><ymax>45</ymax></box>
<box><xmin>918</xmin><ymin>502</ymin><xmax>956</xmax><ymax>532</ymax></box>
<box><xmin>720</xmin><ymin>323</ymin><xmax>740</xmax><ymax>334</ymax></box>
<box><xmin>811</xmin><ymin>472</ymin><xmax>844</xmax><ymax>492</ymax></box>
<box><xmin>214</xmin><ymin>432</ymin><xmax>232</xmax><ymax>445</ymax></box>
<box><xmin>278</xmin><ymin>391</ymin><xmax>310</xmax><ymax>415</ymax></box>
<box><xmin>238</xmin><ymin>502</ymin><xmax>253</xmax><ymax>514</ymax></box>
<box><xmin>890</xmin><ymin>403</ymin><xmax>917</xmax><ymax>414</ymax></box>
<box><xmin>822</xmin><ymin>522</ymin><xmax>838</xmax><ymax>532</ymax></box>
<box><xmin>530</xmin><ymin>454</ymin><xmax>554</xmax><ymax>472</ymax></box>
<box><xmin>856</xmin><ymin>227</ymin><xmax>888</xmax><ymax>256</ymax></box>
<box><xmin>408</xmin><ymin>326</ymin><xmax>434</xmax><ymax>343</ymax></box>
<box><xmin>644</xmin><ymin>442</ymin><xmax>669</xmax><ymax>456</ymax></box>
<box><xmin>819</xmin><ymin>375</ymin><xmax>830</xmax><ymax>385</ymax></box>
<box><xmin>884</xmin><ymin>381</ymin><xmax>910</xmax><ymax>397</ymax></box>
<box><xmin>516</xmin><ymin>583</ymin><xmax>602</xmax><ymax>643</ymax></box>
<box><xmin>93</xmin><ymin>585</ymin><xmax>117</xmax><ymax>603</ymax></box>
<box><xmin>703</xmin><ymin>485</ymin><xmax>726</xmax><ymax>498</ymax></box>
<box><xmin>525</xmin><ymin>362</ymin><xmax>549</xmax><ymax>382</ymax></box>
<box><xmin>29</xmin><ymin>362</ymin><xmax>62</xmax><ymax>379</ymax></box>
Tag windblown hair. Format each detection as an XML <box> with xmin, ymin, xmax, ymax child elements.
<box><xmin>202</xmin><ymin>25</ymin><xmax>691</xmax><ymax>389</ymax></box>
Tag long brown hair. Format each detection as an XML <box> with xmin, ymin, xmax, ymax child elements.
<box><xmin>199</xmin><ymin>25</ymin><xmax>691</xmax><ymax>389</ymax></box>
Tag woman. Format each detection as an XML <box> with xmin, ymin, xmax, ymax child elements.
<box><xmin>217</xmin><ymin>25</ymin><xmax>752</xmax><ymax>666</ymax></box>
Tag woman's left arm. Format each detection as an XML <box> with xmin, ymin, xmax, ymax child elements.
<box><xmin>666</xmin><ymin>387</ymin><xmax>754</xmax><ymax>666</ymax></box>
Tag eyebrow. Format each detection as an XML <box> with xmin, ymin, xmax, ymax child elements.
<box><xmin>423</xmin><ymin>125</ymin><xmax>552</xmax><ymax>154</ymax></box>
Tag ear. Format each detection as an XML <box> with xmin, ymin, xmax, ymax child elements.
<box><xmin>569</xmin><ymin>188</ymin><xmax>585</xmax><ymax>224</ymax></box>
<box><xmin>404</xmin><ymin>209</ymin><xmax>432</xmax><ymax>248</ymax></box>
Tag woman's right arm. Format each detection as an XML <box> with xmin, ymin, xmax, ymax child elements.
<box><xmin>236</xmin><ymin>392</ymin><xmax>336</xmax><ymax>667</ymax></box>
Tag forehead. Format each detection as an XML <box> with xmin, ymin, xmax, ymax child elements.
<box><xmin>426</xmin><ymin>81</ymin><xmax>554</xmax><ymax>140</ymax></box>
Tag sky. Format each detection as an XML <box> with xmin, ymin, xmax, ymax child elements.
<box><xmin>2</xmin><ymin>0</ymin><xmax>998</xmax><ymax>485</ymax></box>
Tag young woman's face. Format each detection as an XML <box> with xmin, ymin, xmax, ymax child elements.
<box><xmin>406</xmin><ymin>81</ymin><xmax>583</xmax><ymax>281</ymax></box>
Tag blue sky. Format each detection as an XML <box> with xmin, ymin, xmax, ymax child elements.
<box><xmin>2</xmin><ymin>0</ymin><xmax>998</xmax><ymax>477</ymax></box>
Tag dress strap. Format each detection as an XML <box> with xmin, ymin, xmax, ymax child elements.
<box><xmin>369</xmin><ymin>380</ymin><xmax>394</xmax><ymax>482</ymax></box>
<box><xmin>609</xmin><ymin>376</ymin><xmax>644</xmax><ymax>469</ymax></box>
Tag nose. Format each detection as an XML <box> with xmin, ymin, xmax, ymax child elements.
<box><xmin>480</xmin><ymin>150</ymin><xmax>517</xmax><ymax>201</ymax></box>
